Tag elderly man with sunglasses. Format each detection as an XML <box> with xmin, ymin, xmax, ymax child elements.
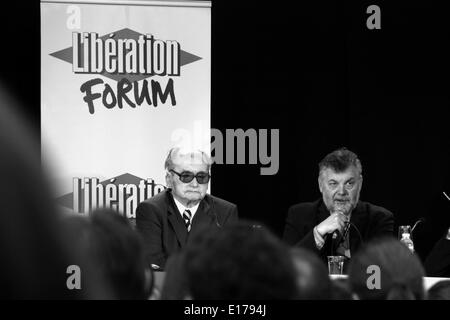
<box><xmin>136</xmin><ymin>147</ymin><xmax>239</xmax><ymax>270</ymax></box>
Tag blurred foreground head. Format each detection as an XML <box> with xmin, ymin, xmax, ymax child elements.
<box><xmin>290</xmin><ymin>248</ymin><xmax>331</xmax><ymax>299</ymax></box>
<box><xmin>348</xmin><ymin>237</ymin><xmax>426</xmax><ymax>300</ymax></box>
<box><xmin>427</xmin><ymin>280</ymin><xmax>450</xmax><ymax>300</ymax></box>
<box><xmin>0</xmin><ymin>87</ymin><xmax>88</xmax><ymax>298</ymax></box>
<box><xmin>76</xmin><ymin>209</ymin><xmax>151</xmax><ymax>299</ymax></box>
<box><xmin>184</xmin><ymin>221</ymin><xmax>299</xmax><ymax>299</ymax></box>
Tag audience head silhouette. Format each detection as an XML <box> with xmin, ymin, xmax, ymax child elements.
<box><xmin>75</xmin><ymin>208</ymin><xmax>151</xmax><ymax>299</ymax></box>
<box><xmin>348</xmin><ymin>237</ymin><xmax>426</xmax><ymax>300</ymax></box>
<box><xmin>184</xmin><ymin>221</ymin><xmax>299</xmax><ymax>299</ymax></box>
<box><xmin>0</xmin><ymin>87</ymin><xmax>86</xmax><ymax>299</ymax></box>
<box><xmin>427</xmin><ymin>280</ymin><xmax>450</xmax><ymax>300</ymax></box>
<box><xmin>290</xmin><ymin>248</ymin><xmax>331</xmax><ymax>299</ymax></box>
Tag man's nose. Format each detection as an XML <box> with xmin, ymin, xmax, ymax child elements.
<box><xmin>190</xmin><ymin>178</ymin><xmax>199</xmax><ymax>187</ymax></box>
<box><xmin>337</xmin><ymin>184</ymin><xmax>347</xmax><ymax>195</ymax></box>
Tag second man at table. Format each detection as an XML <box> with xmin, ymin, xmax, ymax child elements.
<box><xmin>283</xmin><ymin>148</ymin><xmax>394</xmax><ymax>265</ymax></box>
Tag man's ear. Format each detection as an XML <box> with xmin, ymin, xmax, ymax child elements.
<box><xmin>318</xmin><ymin>176</ymin><xmax>323</xmax><ymax>193</ymax></box>
<box><xmin>165</xmin><ymin>172</ymin><xmax>172</xmax><ymax>188</ymax></box>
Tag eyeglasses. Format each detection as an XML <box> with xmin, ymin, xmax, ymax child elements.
<box><xmin>170</xmin><ymin>169</ymin><xmax>210</xmax><ymax>184</ymax></box>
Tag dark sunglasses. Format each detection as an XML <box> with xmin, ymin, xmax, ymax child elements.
<box><xmin>170</xmin><ymin>169</ymin><xmax>210</xmax><ymax>184</ymax></box>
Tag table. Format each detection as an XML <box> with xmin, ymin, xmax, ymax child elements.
<box><xmin>329</xmin><ymin>275</ymin><xmax>450</xmax><ymax>290</ymax></box>
<box><xmin>151</xmin><ymin>272</ymin><xmax>449</xmax><ymax>298</ymax></box>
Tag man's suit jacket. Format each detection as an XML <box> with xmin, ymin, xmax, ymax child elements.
<box><xmin>136</xmin><ymin>189</ymin><xmax>238</xmax><ymax>270</ymax></box>
<box><xmin>283</xmin><ymin>199</ymin><xmax>394</xmax><ymax>264</ymax></box>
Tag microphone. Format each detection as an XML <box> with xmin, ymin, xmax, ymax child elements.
<box><xmin>331</xmin><ymin>210</ymin><xmax>349</xmax><ymax>241</ymax></box>
<box><xmin>411</xmin><ymin>217</ymin><xmax>426</xmax><ymax>234</ymax></box>
<box><xmin>215</xmin><ymin>212</ymin><xmax>222</xmax><ymax>228</ymax></box>
<box><xmin>332</xmin><ymin>222</ymin><xmax>351</xmax><ymax>245</ymax></box>
<box><xmin>211</xmin><ymin>198</ymin><xmax>222</xmax><ymax>228</ymax></box>
<box><xmin>150</xmin><ymin>264</ymin><xmax>161</xmax><ymax>271</ymax></box>
<box><xmin>411</xmin><ymin>217</ymin><xmax>426</xmax><ymax>239</ymax></box>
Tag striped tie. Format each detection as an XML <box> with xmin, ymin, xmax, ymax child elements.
<box><xmin>336</xmin><ymin>231</ymin><xmax>351</xmax><ymax>259</ymax></box>
<box><xmin>183</xmin><ymin>209</ymin><xmax>192</xmax><ymax>232</ymax></box>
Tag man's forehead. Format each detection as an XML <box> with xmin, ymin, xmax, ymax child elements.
<box><xmin>321</xmin><ymin>166</ymin><xmax>360</xmax><ymax>179</ymax></box>
<box><xmin>173</xmin><ymin>152</ymin><xmax>208</xmax><ymax>168</ymax></box>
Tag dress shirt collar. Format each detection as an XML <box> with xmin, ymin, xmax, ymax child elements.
<box><xmin>173</xmin><ymin>196</ymin><xmax>200</xmax><ymax>219</ymax></box>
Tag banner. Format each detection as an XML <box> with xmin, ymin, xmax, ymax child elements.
<box><xmin>41</xmin><ymin>0</ymin><xmax>211</xmax><ymax>218</ymax></box>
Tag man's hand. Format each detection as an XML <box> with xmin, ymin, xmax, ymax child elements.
<box><xmin>316</xmin><ymin>211</ymin><xmax>349</xmax><ymax>238</ymax></box>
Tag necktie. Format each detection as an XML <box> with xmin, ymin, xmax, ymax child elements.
<box><xmin>336</xmin><ymin>231</ymin><xmax>351</xmax><ymax>259</ymax></box>
<box><xmin>183</xmin><ymin>209</ymin><xmax>192</xmax><ymax>232</ymax></box>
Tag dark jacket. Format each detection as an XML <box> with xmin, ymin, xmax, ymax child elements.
<box><xmin>424</xmin><ymin>237</ymin><xmax>450</xmax><ymax>277</ymax></box>
<box><xmin>283</xmin><ymin>199</ymin><xmax>394</xmax><ymax>263</ymax></box>
<box><xmin>136</xmin><ymin>189</ymin><xmax>238</xmax><ymax>270</ymax></box>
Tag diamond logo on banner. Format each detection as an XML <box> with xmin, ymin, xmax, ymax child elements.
<box><xmin>56</xmin><ymin>173</ymin><xmax>166</xmax><ymax>215</ymax></box>
<box><xmin>50</xmin><ymin>28</ymin><xmax>202</xmax><ymax>82</ymax></box>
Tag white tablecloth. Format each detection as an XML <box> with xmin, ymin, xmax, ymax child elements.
<box><xmin>330</xmin><ymin>275</ymin><xmax>450</xmax><ymax>290</ymax></box>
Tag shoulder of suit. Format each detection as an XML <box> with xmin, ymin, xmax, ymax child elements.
<box><xmin>287</xmin><ymin>199</ymin><xmax>321</xmax><ymax>217</ymax></box>
<box><xmin>204</xmin><ymin>193</ymin><xmax>237</xmax><ymax>209</ymax></box>
<box><xmin>139</xmin><ymin>189</ymin><xmax>169</xmax><ymax>207</ymax></box>
<box><xmin>289</xmin><ymin>200</ymin><xmax>319</xmax><ymax>212</ymax></box>
<box><xmin>357</xmin><ymin>200</ymin><xmax>394</xmax><ymax>218</ymax></box>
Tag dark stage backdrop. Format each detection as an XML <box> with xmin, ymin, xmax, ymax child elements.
<box><xmin>1</xmin><ymin>0</ymin><xmax>449</xmax><ymax>261</ymax></box>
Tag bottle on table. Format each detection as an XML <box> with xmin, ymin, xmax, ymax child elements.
<box><xmin>398</xmin><ymin>225</ymin><xmax>415</xmax><ymax>253</ymax></box>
